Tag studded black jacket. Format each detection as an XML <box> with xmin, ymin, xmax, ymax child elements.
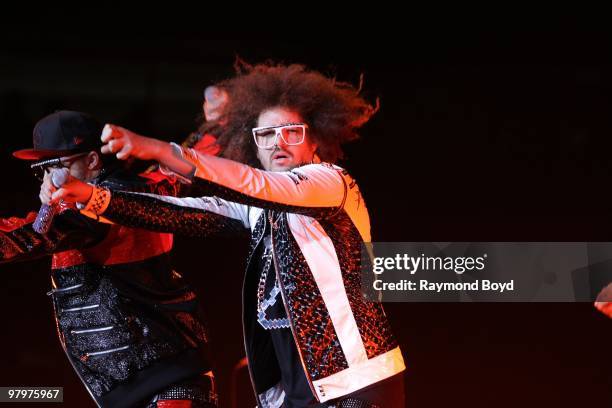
<box><xmin>82</xmin><ymin>150</ymin><xmax>406</xmax><ymax>406</ymax></box>
<box><xmin>0</xmin><ymin>168</ymin><xmax>213</xmax><ymax>408</ymax></box>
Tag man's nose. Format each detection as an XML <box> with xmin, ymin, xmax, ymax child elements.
<box><xmin>274</xmin><ymin>133</ymin><xmax>288</xmax><ymax>148</ymax></box>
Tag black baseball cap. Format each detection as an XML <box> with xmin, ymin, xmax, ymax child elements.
<box><xmin>13</xmin><ymin>110</ymin><xmax>104</xmax><ymax>160</ymax></box>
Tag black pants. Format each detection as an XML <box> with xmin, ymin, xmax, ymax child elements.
<box><xmin>143</xmin><ymin>372</ymin><xmax>218</xmax><ymax>407</ymax></box>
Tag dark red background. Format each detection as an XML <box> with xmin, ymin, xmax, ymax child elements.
<box><xmin>0</xmin><ymin>22</ymin><xmax>611</xmax><ymax>407</ymax></box>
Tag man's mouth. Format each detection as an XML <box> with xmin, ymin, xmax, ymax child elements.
<box><xmin>272</xmin><ymin>152</ymin><xmax>291</xmax><ymax>161</ymax></box>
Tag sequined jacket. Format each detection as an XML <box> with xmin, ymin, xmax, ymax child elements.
<box><xmin>0</xmin><ymin>168</ymin><xmax>213</xmax><ymax>408</ymax></box>
<box><xmin>84</xmin><ymin>150</ymin><xmax>406</xmax><ymax>406</ymax></box>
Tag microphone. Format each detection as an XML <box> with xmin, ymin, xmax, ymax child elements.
<box><xmin>33</xmin><ymin>168</ymin><xmax>70</xmax><ymax>234</ymax></box>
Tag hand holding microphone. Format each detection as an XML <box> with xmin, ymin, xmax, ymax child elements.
<box><xmin>32</xmin><ymin>122</ymin><xmax>169</xmax><ymax>235</ymax></box>
<box><xmin>34</xmin><ymin>168</ymin><xmax>71</xmax><ymax>233</ymax></box>
<box><xmin>34</xmin><ymin>168</ymin><xmax>95</xmax><ymax>233</ymax></box>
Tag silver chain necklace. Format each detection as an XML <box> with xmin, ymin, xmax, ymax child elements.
<box><xmin>256</xmin><ymin>242</ymin><xmax>291</xmax><ymax>330</ymax></box>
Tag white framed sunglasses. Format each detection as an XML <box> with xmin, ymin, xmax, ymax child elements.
<box><xmin>252</xmin><ymin>123</ymin><xmax>308</xmax><ymax>149</ymax></box>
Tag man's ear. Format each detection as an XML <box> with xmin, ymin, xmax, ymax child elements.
<box><xmin>87</xmin><ymin>151</ymin><xmax>102</xmax><ymax>170</ymax></box>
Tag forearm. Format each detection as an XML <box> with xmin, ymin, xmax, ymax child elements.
<box><xmin>0</xmin><ymin>211</ymin><xmax>107</xmax><ymax>263</ymax></box>
<box><xmin>100</xmin><ymin>126</ymin><xmax>348</xmax><ymax>212</ymax></box>
<box><xmin>174</xmin><ymin>145</ymin><xmax>349</xmax><ymax>216</ymax></box>
<box><xmin>0</xmin><ymin>225</ymin><xmax>46</xmax><ymax>263</ymax></box>
<box><xmin>82</xmin><ymin>187</ymin><xmax>247</xmax><ymax>238</ymax></box>
<box><xmin>100</xmin><ymin>124</ymin><xmax>196</xmax><ymax>179</ymax></box>
<box><xmin>150</xmin><ymin>140</ymin><xmax>197</xmax><ymax>180</ymax></box>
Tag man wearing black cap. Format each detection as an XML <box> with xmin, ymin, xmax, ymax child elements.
<box><xmin>1</xmin><ymin>111</ymin><xmax>217</xmax><ymax>408</ymax></box>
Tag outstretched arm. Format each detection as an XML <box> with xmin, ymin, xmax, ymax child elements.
<box><xmin>46</xmin><ymin>170</ymin><xmax>250</xmax><ymax>239</ymax></box>
<box><xmin>98</xmin><ymin>125</ymin><xmax>350</xmax><ymax>218</ymax></box>
<box><xmin>0</xmin><ymin>208</ymin><xmax>109</xmax><ymax>264</ymax></box>
<box><xmin>87</xmin><ymin>188</ymin><xmax>250</xmax><ymax>238</ymax></box>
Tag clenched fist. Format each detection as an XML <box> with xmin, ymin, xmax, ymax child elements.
<box><xmin>101</xmin><ymin>124</ymin><xmax>164</xmax><ymax>161</ymax></box>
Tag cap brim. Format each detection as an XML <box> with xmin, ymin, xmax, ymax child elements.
<box><xmin>12</xmin><ymin>148</ymin><xmax>82</xmax><ymax>160</ymax></box>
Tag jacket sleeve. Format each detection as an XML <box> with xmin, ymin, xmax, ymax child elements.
<box><xmin>176</xmin><ymin>146</ymin><xmax>350</xmax><ymax>218</ymax></box>
<box><xmin>88</xmin><ymin>189</ymin><xmax>250</xmax><ymax>239</ymax></box>
<box><xmin>0</xmin><ymin>209</ymin><xmax>110</xmax><ymax>264</ymax></box>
